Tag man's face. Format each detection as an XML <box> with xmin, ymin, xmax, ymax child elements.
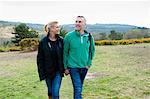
<box><xmin>75</xmin><ymin>17</ymin><xmax>86</xmax><ymax>31</ymax></box>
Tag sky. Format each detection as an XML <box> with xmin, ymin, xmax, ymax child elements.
<box><xmin>0</xmin><ymin>0</ymin><xmax>150</xmax><ymax>28</ymax></box>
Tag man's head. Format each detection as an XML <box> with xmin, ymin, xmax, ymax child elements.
<box><xmin>75</xmin><ymin>16</ymin><xmax>86</xmax><ymax>31</ymax></box>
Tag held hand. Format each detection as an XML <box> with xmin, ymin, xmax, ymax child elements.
<box><xmin>85</xmin><ymin>66</ymin><xmax>90</xmax><ymax>69</ymax></box>
<box><xmin>65</xmin><ymin>69</ymin><xmax>70</xmax><ymax>75</ymax></box>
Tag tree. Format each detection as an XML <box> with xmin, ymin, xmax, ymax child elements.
<box><xmin>124</xmin><ymin>29</ymin><xmax>150</xmax><ymax>39</ymax></box>
<box><xmin>59</xmin><ymin>27</ymin><xmax>68</xmax><ymax>38</ymax></box>
<box><xmin>108</xmin><ymin>30</ymin><xmax>123</xmax><ymax>40</ymax></box>
<box><xmin>11</xmin><ymin>23</ymin><xmax>38</xmax><ymax>46</ymax></box>
<box><xmin>99</xmin><ymin>33</ymin><xmax>108</xmax><ymax>40</ymax></box>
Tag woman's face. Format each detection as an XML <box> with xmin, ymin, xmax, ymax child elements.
<box><xmin>50</xmin><ymin>23</ymin><xmax>60</xmax><ymax>34</ymax></box>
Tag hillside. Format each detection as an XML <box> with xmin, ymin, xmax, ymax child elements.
<box><xmin>0</xmin><ymin>20</ymin><xmax>44</xmax><ymax>31</ymax></box>
<box><xmin>0</xmin><ymin>20</ymin><xmax>145</xmax><ymax>38</ymax></box>
<box><xmin>0</xmin><ymin>20</ymin><xmax>45</xmax><ymax>39</ymax></box>
<box><xmin>63</xmin><ymin>24</ymin><xmax>139</xmax><ymax>33</ymax></box>
<box><xmin>0</xmin><ymin>26</ymin><xmax>15</xmax><ymax>38</ymax></box>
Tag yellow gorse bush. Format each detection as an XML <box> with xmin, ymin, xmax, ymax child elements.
<box><xmin>95</xmin><ymin>38</ymin><xmax>150</xmax><ymax>45</ymax></box>
<box><xmin>19</xmin><ymin>38</ymin><xmax>39</xmax><ymax>51</ymax></box>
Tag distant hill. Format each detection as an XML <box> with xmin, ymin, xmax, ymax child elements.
<box><xmin>0</xmin><ymin>20</ymin><xmax>148</xmax><ymax>38</ymax></box>
<box><xmin>63</xmin><ymin>24</ymin><xmax>140</xmax><ymax>33</ymax></box>
<box><xmin>0</xmin><ymin>20</ymin><xmax>44</xmax><ymax>31</ymax></box>
<box><xmin>0</xmin><ymin>20</ymin><xmax>45</xmax><ymax>39</ymax></box>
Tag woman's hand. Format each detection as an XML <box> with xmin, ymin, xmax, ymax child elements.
<box><xmin>64</xmin><ymin>69</ymin><xmax>70</xmax><ymax>75</ymax></box>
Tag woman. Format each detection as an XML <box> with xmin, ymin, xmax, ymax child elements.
<box><xmin>37</xmin><ymin>21</ymin><xmax>64</xmax><ymax>99</ymax></box>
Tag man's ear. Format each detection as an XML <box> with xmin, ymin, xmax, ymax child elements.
<box><xmin>84</xmin><ymin>23</ymin><xmax>86</xmax><ymax>27</ymax></box>
<box><xmin>85</xmin><ymin>21</ymin><xmax>87</xmax><ymax>25</ymax></box>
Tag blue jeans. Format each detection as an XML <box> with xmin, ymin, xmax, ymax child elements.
<box><xmin>45</xmin><ymin>71</ymin><xmax>62</xmax><ymax>99</ymax></box>
<box><xmin>69</xmin><ymin>68</ymin><xmax>88</xmax><ymax>99</ymax></box>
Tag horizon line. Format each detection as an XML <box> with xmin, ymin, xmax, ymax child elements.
<box><xmin>0</xmin><ymin>19</ymin><xmax>149</xmax><ymax>28</ymax></box>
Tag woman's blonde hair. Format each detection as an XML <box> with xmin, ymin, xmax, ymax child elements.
<box><xmin>44</xmin><ymin>21</ymin><xmax>58</xmax><ymax>33</ymax></box>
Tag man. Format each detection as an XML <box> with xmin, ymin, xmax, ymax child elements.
<box><xmin>63</xmin><ymin>16</ymin><xmax>95</xmax><ymax>99</ymax></box>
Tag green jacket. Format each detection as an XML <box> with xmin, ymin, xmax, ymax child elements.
<box><xmin>63</xmin><ymin>30</ymin><xmax>95</xmax><ymax>69</ymax></box>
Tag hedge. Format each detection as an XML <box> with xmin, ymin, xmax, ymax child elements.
<box><xmin>95</xmin><ymin>38</ymin><xmax>150</xmax><ymax>46</ymax></box>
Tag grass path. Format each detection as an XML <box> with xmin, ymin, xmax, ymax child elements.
<box><xmin>0</xmin><ymin>43</ymin><xmax>150</xmax><ymax>99</ymax></box>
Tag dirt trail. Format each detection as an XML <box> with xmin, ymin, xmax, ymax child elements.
<box><xmin>0</xmin><ymin>51</ymin><xmax>37</xmax><ymax>61</ymax></box>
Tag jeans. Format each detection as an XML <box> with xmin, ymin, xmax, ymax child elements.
<box><xmin>69</xmin><ymin>68</ymin><xmax>88</xmax><ymax>99</ymax></box>
<box><xmin>45</xmin><ymin>71</ymin><xmax>62</xmax><ymax>99</ymax></box>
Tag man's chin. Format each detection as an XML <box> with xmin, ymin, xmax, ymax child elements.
<box><xmin>75</xmin><ymin>28</ymin><xmax>80</xmax><ymax>31</ymax></box>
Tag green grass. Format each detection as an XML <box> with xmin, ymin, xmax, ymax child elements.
<box><xmin>0</xmin><ymin>43</ymin><xmax>150</xmax><ymax>99</ymax></box>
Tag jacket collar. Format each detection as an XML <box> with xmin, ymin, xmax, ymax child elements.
<box><xmin>75</xmin><ymin>30</ymin><xmax>89</xmax><ymax>36</ymax></box>
<box><xmin>46</xmin><ymin>35</ymin><xmax>62</xmax><ymax>41</ymax></box>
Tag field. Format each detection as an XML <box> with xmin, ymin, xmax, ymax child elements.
<box><xmin>0</xmin><ymin>43</ymin><xmax>150</xmax><ymax>99</ymax></box>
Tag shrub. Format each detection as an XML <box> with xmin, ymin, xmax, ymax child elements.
<box><xmin>0</xmin><ymin>47</ymin><xmax>6</xmax><ymax>52</ymax></box>
<box><xmin>9</xmin><ymin>46</ymin><xmax>21</xmax><ymax>51</ymax></box>
<box><xmin>12</xmin><ymin>23</ymin><xmax>39</xmax><ymax>46</ymax></box>
<box><xmin>0</xmin><ymin>46</ymin><xmax>21</xmax><ymax>52</ymax></box>
<box><xmin>95</xmin><ymin>38</ymin><xmax>150</xmax><ymax>46</ymax></box>
<box><xmin>142</xmin><ymin>38</ymin><xmax>150</xmax><ymax>43</ymax></box>
<box><xmin>19</xmin><ymin>38</ymin><xmax>39</xmax><ymax>52</ymax></box>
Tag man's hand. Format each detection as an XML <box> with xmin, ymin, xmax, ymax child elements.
<box><xmin>64</xmin><ymin>69</ymin><xmax>70</xmax><ymax>75</ymax></box>
<box><xmin>85</xmin><ymin>66</ymin><xmax>90</xmax><ymax>69</ymax></box>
